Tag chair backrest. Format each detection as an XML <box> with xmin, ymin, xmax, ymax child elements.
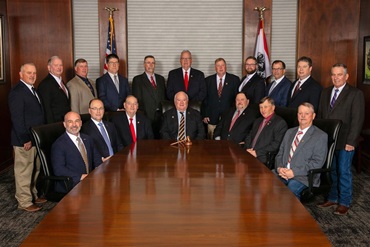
<box><xmin>160</xmin><ymin>100</ymin><xmax>202</xmax><ymax>114</ymax></box>
<box><xmin>274</xmin><ymin>106</ymin><xmax>298</xmax><ymax>129</ymax></box>
<box><xmin>313</xmin><ymin>118</ymin><xmax>342</xmax><ymax>170</ymax></box>
<box><xmin>31</xmin><ymin>122</ymin><xmax>65</xmax><ymax>177</ymax></box>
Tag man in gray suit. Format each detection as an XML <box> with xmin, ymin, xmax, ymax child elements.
<box><xmin>317</xmin><ymin>63</ymin><xmax>364</xmax><ymax>215</ymax></box>
<box><xmin>275</xmin><ymin>102</ymin><xmax>328</xmax><ymax>199</ymax></box>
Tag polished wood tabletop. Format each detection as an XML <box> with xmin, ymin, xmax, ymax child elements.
<box><xmin>22</xmin><ymin>140</ymin><xmax>330</xmax><ymax>246</ymax></box>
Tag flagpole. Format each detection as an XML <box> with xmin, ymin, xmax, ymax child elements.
<box><xmin>103</xmin><ymin>7</ymin><xmax>119</xmax><ymax>73</ymax></box>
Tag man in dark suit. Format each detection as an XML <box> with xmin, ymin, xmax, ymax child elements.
<box><xmin>239</xmin><ymin>56</ymin><xmax>265</xmax><ymax>104</ymax></box>
<box><xmin>132</xmin><ymin>55</ymin><xmax>166</xmax><ymax>139</ymax></box>
<box><xmin>275</xmin><ymin>103</ymin><xmax>328</xmax><ymax>199</ymax></box>
<box><xmin>111</xmin><ymin>95</ymin><xmax>154</xmax><ymax>147</ymax></box>
<box><xmin>214</xmin><ymin>92</ymin><xmax>259</xmax><ymax>144</ymax></box>
<box><xmin>96</xmin><ymin>54</ymin><xmax>130</xmax><ymax>112</ymax></box>
<box><xmin>8</xmin><ymin>63</ymin><xmax>46</xmax><ymax>212</ymax></box>
<box><xmin>286</xmin><ymin>56</ymin><xmax>322</xmax><ymax>112</ymax></box>
<box><xmin>160</xmin><ymin>91</ymin><xmax>205</xmax><ymax>140</ymax></box>
<box><xmin>81</xmin><ymin>99</ymin><xmax>123</xmax><ymax>158</ymax></box>
<box><xmin>266</xmin><ymin>60</ymin><xmax>292</xmax><ymax>107</ymax></box>
<box><xmin>202</xmin><ymin>58</ymin><xmax>240</xmax><ymax>139</ymax></box>
<box><xmin>166</xmin><ymin>50</ymin><xmax>206</xmax><ymax>102</ymax></box>
<box><xmin>317</xmin><ymin>63</ymin><xmax>364</xmax><ymax>215</ymax></box>
<box><xmin>245</xmin><ymin>97</ymin><xmax>287</xmax><ymax>166</ymax></box>
<box><xmin>38</xmin><ymin>56</ymin><xmax>71</xmax><ymax>123</ymax></box>
<box><xmin>51</xmin><ymin>111</ymin><xmax>104</xmax><ymax>193</ymax></box>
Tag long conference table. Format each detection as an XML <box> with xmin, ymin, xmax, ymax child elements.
<box><xmin>22</xmin><ymin>140</ymin><xmax>330</xmax><ymax>246</ymax></box>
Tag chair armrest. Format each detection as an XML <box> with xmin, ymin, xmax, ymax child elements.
<box><xmin>265</xmin><ymin>151</ymin><xmax>277</xmax><ymax>169</ymax></box>
<box><xmin>307</xmin><ymin>168</ymin><xmax>331</xmax><ymax>191</ymax></box>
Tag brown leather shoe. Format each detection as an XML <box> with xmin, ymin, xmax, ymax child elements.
<box><xmin>19</xmin><ymin>204</ymin><xmax>41</xmax><ymax>212</ymax></box>
<box><xmin>334</xmin><ymin>205</ymin><xmax>349</xmax><ymax>215</ymax></box>
<box><xmin>35</xmin><ymin>198</ymin><xmax>47</xmax><ymax>204</ymax></box>
<box><xmin>317</xmin><ymin>201</ymin><xmax>337</xmax><ymax>208</ymax></box>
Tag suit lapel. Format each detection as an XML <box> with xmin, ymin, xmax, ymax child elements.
<box><xmin>294</xmin><ymin>126</ymin><xmax>314</xmax><ymax>154</ymax></box>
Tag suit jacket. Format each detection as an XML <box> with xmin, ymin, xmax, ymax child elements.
<box><xmin>96</xmin><ymin>73</ymin><xmax>130</xmax><ymax>112</ymax></box>
<box><xmin>244</xmin><ymin>114</ymin><xmax>288</xmax><ymax>164</ymax></box>
<box><xmin>132</xmin><ymin>72</ymin><xmax>166</xmax><ymax>122</ymax></box>
<box><xmin>8</xmin><ymin>81</ymin><xmax>45</xmax><ymax>146</ymax></box>
<box><xmin>166</xmin><ymin>67</ymin><xmax>206</xmax><ymax>101</ymax></box>
<box><xmin>287</xmin><ymin>76</ymin><xmax>322</xmax><ymax>112</ymax></box>
<box><xmin>160</xmin><ymin>107</ymin><xmax>205</xmax><ymax>140</ymax></box>
<box><xmin>318</xmin><ymin>83</ymin><xmax>364</xmax><ymax>149</ymax></box>
<box><xmin>38</xmin><ymin>73</ymin><xmax>70</xmax><ymax>123</ymax></box>
<box><xmin>213</xmin><ymin>106</ymin><xmax>259</xmax><ymax>144</ymax></box>
<box><xmin>266</xmin><ymin>76</ymin><xmax>292</xmax><ymax>107</ymax></box>
<box><xmin>81</xmin><ymin>119</ymin><xmax>123</xmax><ymax>158</ymax></box>
<box><xmin>66</xmin><ymin>75</ymin><xmax>97</xmax><ymax>114</ymax></box>
<box><xmin>203</xmin><ymin>73</ymin><xmax>240</xmax><ymax>125</ymax></box>
<box><xmin>240</xmin><ymin>73</ymin><xmax>265</xmax><ymax>104</ymax></box>
<box><xmin>275</xmin><ymin>125</ymin><xmax>328</xmax><ymax>187</ymax></box>
<box><xmin>111</xmin><ymin>112</ymin><xmax>154</xmax><ymax>147</ymax></box>
<box><xmin>51</xmin><ymin>132</ymin><xmax>102</xmax><ymax>193</ymax></box>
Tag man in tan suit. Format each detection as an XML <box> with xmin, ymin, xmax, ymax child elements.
<box><xmin>67</xmin><ymin>58</ymin><xmax>97</xmax><ymax>114</ymax></box>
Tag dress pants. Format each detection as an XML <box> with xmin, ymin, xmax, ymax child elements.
<box><xmin>13</xmin><ymin>146</ymin><xmax>40</xmax><ymax>208</ymax></box>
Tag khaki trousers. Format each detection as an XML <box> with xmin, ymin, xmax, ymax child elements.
<box><xmin>13</xmin><ymin>146</ymin><xmax>40</xmax><ymax>208</ymax></box>
<box><xmin>207</xmin><ymin>124</ymin><xmax>217</xmax><ymax>140</ymax></box>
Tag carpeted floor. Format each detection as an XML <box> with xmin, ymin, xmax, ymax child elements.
<box><xmin>1</xmin><ymin>166</ymin><xmax>369</xmax><ymax>246</ymax></box>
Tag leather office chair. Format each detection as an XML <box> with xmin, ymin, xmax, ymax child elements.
<box><xmin>300</xmin><ymin>118</ymin><xmax>342</xmax><ymax>203</ymax></box>
<box><xmin>31</xmin><ymin>122</ymin><xmax>73</xmax><ymax>200</ymax></box>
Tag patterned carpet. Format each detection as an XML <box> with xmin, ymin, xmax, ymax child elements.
<box><xmin>1</xmin><ymin>166</ymin><xmax>369</xmax><ymax>246</ymax></box>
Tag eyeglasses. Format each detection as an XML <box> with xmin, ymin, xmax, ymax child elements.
<box><xmin>90</xmin><ymin>107</ymin><xmax>104</xmax><ymax>111</ymax></box>
<box><xmin>272</xmin><ymin>68</ymin><xmax>284</xmax><ymax>71</ymax></box>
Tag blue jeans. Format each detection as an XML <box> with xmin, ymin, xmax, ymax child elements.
<box><xmin>327</xmin><ymin>149</ymin><xmax>354</xmax><ymax>207</ymax></box>
<box><xmin>277</xmin><ymin>176</ymin><xmax>307</xmax><ymax>199</ymax></box>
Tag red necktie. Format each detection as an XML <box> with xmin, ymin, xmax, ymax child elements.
<box><xmin>184</xmin><ymin>71</ymin><xmax>189</xmax><ymax>91</ymax></box>
<box><xmin>129</xmin><ymin>118</ymin><xmax>136</xmax><ymax>142</ymax></box>
<box><xmin>292</xmin><ymin>80</ymin><xmax>301</xmax><ymax>98</ymax></box>
<box><xmin>229</xmin><ymin>110</ymin><xmax>240</xmax><ymax>131</ymax></box>
<box><xmin>217</xmin><ymin>77</ymin><xmax>223</xmax><ymax>98</ymax></box>
<box><xmin>60</xmin><ymin>80</ymin><xmax>68</xmax><ymax>98</ymax></box>
<box><xmin>288</xmin><ymin>131</ymin><xmax>303</xmax><ymax>167</ymax></box>
<box><xmin>150</xmin><ymin>75</ymin><xmax>156</xmax><ymax>89</ymax></box>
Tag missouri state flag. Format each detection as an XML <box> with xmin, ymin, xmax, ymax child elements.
<box><xmin>254</xmin><ymin>19</ymin><xmax>271</xmax><ymax>78</ymax></box>
<box><xmin>104</xmin><ymin>15</ymin><xmax>117</xmax><ymax>73</ymax></box>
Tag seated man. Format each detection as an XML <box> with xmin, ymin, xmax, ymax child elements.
<box><xmin>245</xmin><ymin>97</ymin><xmax>287</xmax><ymax>166</ymax></box>
<box><xmin>81</xmin><ymin>99</ymin><xmax>123</xmax><ymax>158</ymax></box>
<box><xmin>51</xmin><ymin>111</ymin><xmax>104</xmax><ymax>193</ymax></box>
<box><xmin>160</xmin><ymin>91</ymin><xmax>205</xmax><ymax>140</ymax></box>
<box><xmin>274</xmin><ymin>102</ymin><xmax>328</xmax><ymax>199</ymax></box>
<box><xmin>213</xmin><ymin>92</ymin><xmax>258</xmax><ymax>144</ymax></box>
<box><xmin>111</xmin><ymin>95</ymin><xmax>154</xmax><ymax>147</ymax></box>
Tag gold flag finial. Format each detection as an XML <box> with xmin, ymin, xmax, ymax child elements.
<box><xmin>254</xmin><ymin>7</ymin><xmax>268</xmax><ymax>20</ymax></box>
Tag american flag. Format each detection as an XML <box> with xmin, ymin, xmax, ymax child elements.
<box><xmin>254</xmin><ymin>19</ymin><xmax>271</xmax><ymax>79</ymax></box>
<box><xmin>103</xmin><ymin>15</ymin><xmax>117</xmax><ymax>73</ymax></box>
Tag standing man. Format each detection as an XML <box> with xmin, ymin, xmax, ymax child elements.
<box><xmin>66</xmin><ymin>58</ymin><xmax>97</xmax><ymax>114</ymax></box>
<box><xmin>8</xmin><ymin>63</ymin><xmax>45</xmax><ymax>212</ymax></box>
<box><xmin>287</xmin><ymin>56</ymin><xmax>322</xmax><ymax>112</ymax></box>
<box><xmin>81</xmin><ymin>99</ymin><xmax>123</xmax><ymax>158</ymax></box>
<box><xmin>317</xmin><ymin>63</ymin><xmax>364</xmax><ymax>215</ymax></box>
<box><xmin>245</xmin><ymin>97</ymin><xmax>287</xmax><ymax>166</ymax></box>
<box><xmin>160</xmin><ymin>91</ymin><xmax>205</xmax><ymax>140</ymax></box>
<box><xmin>166</xmin><ymin>50</ymin><xmax>206</xmax><ymax>102</ymax></box>
<box><xmin>132</xmin><ymin>55</ymin><xmax>166</xmax><ymax>139</ymax></box>
<box><xmin>239</xmin><ymin>56</ymin><xmax>265</xmax><ymax>104</ymax></box>
<box><xmin>38</xmin><ymin>56</ymin><xmax>70</xmax><ymax>123</ymax></box>
<box><xmin>203</xmin><ymin>58</ymin><xmax>240</xmax><ymax>139</ymax></box>
<box><xmin>213</xmin><ymin>92</ymin><xmax>258</xmax><ymax>145</ymax></box>
<box><xmin>51</xmin><ymin>111</ymin><xmax>103</xmax><ymax>193</ymax></box>
<box><xmin>96</xmin><ymin>54</ymin><xmax>130</xmax><ymax>112</ymax></box>
<box><xmin>266</xmin><ymin>60</ymin><xmax>292</xmax><ymax>107</ymax></box>
<box><xmin>275</xmin><ymin>103</ymin><xmax>328</xmax><ymax>199</ymax></box>
<box><xmin>111</xmin><ymin>95</ymin><xmax>154</xmax><ymax>147</ymax></box>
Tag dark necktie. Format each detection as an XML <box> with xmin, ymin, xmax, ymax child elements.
<box><xmin>83</xmin><ymin>78</ymin><xmax>95</xmax><ymax>97</ymax></box>
<box><xmin>130</xmin><ymin>118</ymin><xmax>136</xmax><ymax>142</ymax></box>
<box><xmin>330</xmin><ymin>89</ymin><xmax>339</xmax><ymax>109</ymax></box>
<box><xmin>31</xmin><ymin>87</ymin><xmax>41</xmax><ymax>104</ymax></box>
<box><xmin>184</xmin><ymin>71</ymin><xmax>189</xmax><ymax>91</ymax></box>
<box><xmin>292</xmin><ymin>80</ymin><xmax>301</xmax><ymax>98</ymax></box>
<box><xmin>98</xmin><ymin>122</ymin><xmax>113</xmax><ymax>156</ymax></box>
<box><xmin>251</xmin><ymin>119</ymin><xmax>267</xmax><ymax>148</ymax></box>
<box><xmin>218</xmin><ymin>77</ymin><xmax>223</xmax><ymax>98</ymax></box>
<box><xmin>178</xmin><ymin>112</ymin><xmax>186</xmax><ymax>141</ymax></box>
<box><xmin>60</xmin><ymin>80</ymin><xmax>68</xmax><ymax>98</ymax></box>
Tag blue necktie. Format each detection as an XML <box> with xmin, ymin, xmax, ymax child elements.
<box><xmin>98</xmin><ymin>122</ymin><xmax>114</xmax><ymax>156</ymax></box>
<box><xmin>330</xmin><ymin>89</ymin><xmax>339</xmax><ymax>109</ymax></box>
